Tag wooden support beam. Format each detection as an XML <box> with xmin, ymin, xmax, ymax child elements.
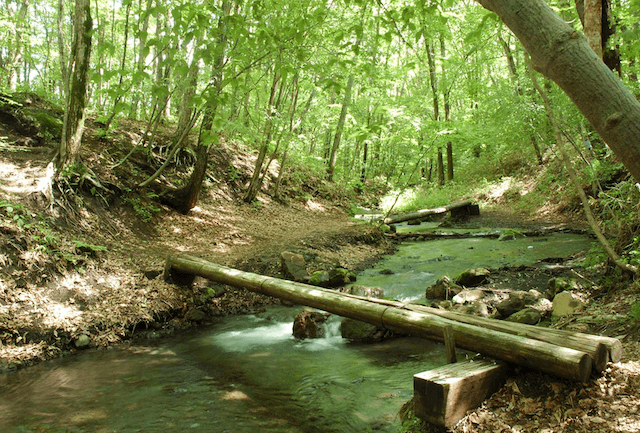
<box><xmin>414</xmin><ymin>359</ymin><xmax>508</xmax><ymax>428</ymax></box>
<box><xmin>443</xmin><ymin>325</ymin><xmax>457</xmax><ymax>364</ymax></box>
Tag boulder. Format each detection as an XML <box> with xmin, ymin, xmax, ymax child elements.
<box><xmin>453</xmin><ymin>301</ymin><xmax>490</xmax><ymax>317</ymax></box>
<box><xmin>506</xmin><ymin>308</ymin><xmax>542</xmax><ymax>325</ymax></box>
<box><xmin>546</xmin><ymin>277</ymin><xmax>579</xmax><ymax>300</ymax></box>
<box><xmin>75</xmin><ymin>334</ymin><xmax>91</xmax><ymax>348</ymax></box>
<box><xmin>452</xmin><ymin>289</ymin><xmax>485</xmax><ymax>304</ymax></box>
<box><xmin>340</xmin><ymin>318</ymin><xmax>390</xmax><ymax>343</ymax></box>
<box><xmin>552</xmin><ymin>292</ymin><xmax>585</xmax><ymax>317</ymax></box>
<box><xmin>309</xmin><ymin>267</ymin><xmax>356</xmax><ymax>288</ymax></box>
<box><xmin>425</xmin><ymin>276</ymin><xmax>462</xmax><ymax>300</ymax></box>
<box><xmin>496</xmin><ymin>290</ymin><xmax>541</xmax><ymax>318</ymax></box>
<box><xmin>281</xmin><ymin>251</ymin><xmax>308</xmax><ymax>282</ymax></box>
<box><xmin>340</xmin><ymin>285</ymin><xmax>385</xmax><ymax>299</ymax></box>
<box><xmin>185</xmin><ymin>308</ymin><xmax>207</xmax><ymax>322</ymax></box>
<box><xmin>455</xmin><ymin>268</ymin><xmax>490</xmax><ymax>287</ymax></box>
<box><xmin>293</xmin><ymin>309</ymin><xmax>330</xmax><ymax>339</ymax></box>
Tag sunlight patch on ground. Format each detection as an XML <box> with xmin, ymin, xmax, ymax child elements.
<box><xmin>488</xmin><ymin>177</ymin><xmax>514</xmax><ymax>200</ymax></box>
<box><xmin>379</xmin><ymin>188</ymin><xmax>417</xmax><ymax>212</ymax></box>
<box><xmin>0</xmin><ymin>159</ymin><xmax>46</xmax><ymax>195</ymax></box>
<box><xmin>41</xmin><ymin>302</ymin><xmax>83</xmax><ymax>328</ymax></box>
<box><xmin>221</xmin><ymin>390</ymin><xmax>250</xmax><ymax>401</ymax></box>
<box><xmin>305</xmin><ymin>199</ymin><xmax>326</xmax><ymax>212</ymax></box>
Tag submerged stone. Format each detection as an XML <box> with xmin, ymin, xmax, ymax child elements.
<box><xmin>340</xmin><ymin>318</ymin><xmax>390</xmax><ymax>343</ymax></box>
<box><xmin>293</xmin><ymin>309</ymin><xmax>330</xmax><ymax>339</ymax></box>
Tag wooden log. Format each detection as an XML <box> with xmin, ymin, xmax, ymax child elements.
<box><xmin>166</xmin><ymin>255</ymin><xmax>593</xmax><ymax>382</ymax></box>
<box><xmin>414</xmin><ymin>359</ymin><xmax>509</xmax><ymax>427</ymax></box>
<box><xmin>383</xmin><ymin>200</ymin><xmax>474</xmax><ymax>225</ymax></box>
<box><xmin>335</xmin><ymin>293</ymin><xmax>614</xmax><ymax>372</ymax></box>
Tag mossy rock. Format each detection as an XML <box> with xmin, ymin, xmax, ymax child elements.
<box><xmin>309</xmin><ymin>267</ymin><xmax>356</xmax><ymax>288</ymax></box>
<box><xmin>28</xmin><ymin>109</ymin><xmax>63</xmax><ymax>140</ymax></box>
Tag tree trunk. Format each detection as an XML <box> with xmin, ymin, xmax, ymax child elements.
<box><xmin>327</xmin><ymin>74</ymin><xmax>355</xmax><ymax>182</ymax></box>
<box><xmin>54</xmin><ymin>0</ymin><xmax>92</xmax><ymax>173</ymax></box>
<box><xmin>159</xmin><ymin>143</ymin><xmax>208</xmax><ymax>214</ymax></box>
<box><xmin>446</xmin><ymin>141</ymin><xmax>454</xmax><ymax>181</ymax></box>
<box><xmin>129</xmin><ymin>0</ymin><xmax>153</xmax><ymax>119</ymax></box>
<box><xmin>476</xmin><ymin>0</ymin><xmax>640</xmax><ymax>184</ymax></box>
<box><xmin>244</xmin><ymin>68</ymin><xmax>280</xmax><ymax>203</ymax></box>
<box><xmin>426</xmin><ymin>40</ymin><xmax>439</xmax><ymax>121</ymax></box>
<box><xmin>165</xmin><ymin>255</ymin><xmax>596</xmax><ymax>382</ymax></box>
<box><xmin>525</xmin><ymin>53</ymin><xmax>637</xmax><ymax>275</ymax></box>
<box><xmin>437</xmin><ymin>147</ymin><xmax>445</xmax><ymax>186</ymax></box>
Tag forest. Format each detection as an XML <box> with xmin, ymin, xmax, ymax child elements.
<box><xmin>1</xmin><ymin>0</ymin><xmax>640</xmax><ymax>432</ymax></box>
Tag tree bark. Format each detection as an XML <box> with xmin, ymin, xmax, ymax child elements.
<box><xmin>437</xmin><ymin>147</ymin><xmax>445</xmax><ymax>186</ymax></box>
<box><xmin>54</xmin><ymin>0</ymin><xmax>92</xmax><ymax>173</ymax></box>
<box><xmin>165</xmin><ymin>255</ymin><xmax>594</xmax><ymax>382</ymax></box>
<box><xmin>476</xmin><ymin>0</ymin><xmax>640</xmax><ymax>184</ymax></box>
<box><xmin>327</xmin><ymin>74</ymin><xmax>355</xmax><ymax>182</ymax></box>
<box><xmin>446</xmin><ymin>141</ymin><xmax>453</xmax><ymax>181</ymax></box>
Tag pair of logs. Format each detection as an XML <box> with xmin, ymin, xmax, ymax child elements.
<box><xmin>165</xmin><ymin>255</ymin><xmax>621</xmax><ymax>383</ymax></box>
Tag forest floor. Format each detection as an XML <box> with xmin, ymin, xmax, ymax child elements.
<box><xmin>1</xmin><ymin>106</ymin><xmax>640</xmax><ymax>432</ymax></box>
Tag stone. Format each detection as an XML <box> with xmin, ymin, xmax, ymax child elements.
<box><xmin>75</xmin><ymin>334</ymin><xmax>91</xmax><ymax>348</ymax></box>
<box><xmin>185</xmin><ymin>308</ymin><xmax>207</xmax><ymax>322</ymax></box>
<box><xmin>425</xmin><ymin>276</ymin><xmax>462</xmax><ymax>300</ymax></box>
<box><xmin>455</xmin><ymin>268</ymin><xmax>490</xmax><ymax>287</ymax></box>
<box><xmin>506</xmin><ymin>308</ymin><xmax>542</xmax><ymax>324</ymax></box>
<box><xmin>452</xmin><ymin>289</ymin><xmax>485</xmax><ymax>304</ymax></box>
<box><xmin>309</xmin><ymin>267</ymin><xmax>356</xmax><ymax>288</ymax></box>
<box><xmin>293</xmin><ymin>309</ymin><xmax>330</xmax><ymax>339</ymax></box>
<box><xmin>552</xmin><ymin>292</ymin><xmax>585</xmax><ymax>317</ymax></box>
<box><xmin>340</xmin><ymin>285</ymin><xmax>385</xmax><ymax>299</ymax></box>
<box><xmin>280</xmin><ymin>251</ymin><xmax>308</xmax><ymax>282</ymax></box>
<box><xmin>340</xmin><ymin>318</ymin><xmax>390</xmax><ymax>343</ymax></box>
<box><xmin>496</xmin><ymin>291</ymin><xmax>540</xmax><ymax>318</ymax></box>
<box><xmin>546</xmin><ymin>277</ymin><xmax>579</xmax><ymax>300</ymax></box>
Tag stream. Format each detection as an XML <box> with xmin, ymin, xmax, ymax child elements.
<box><xmin>0</xmin><ymin>227</ymin><xmax>594</xmax><ymax>432</ymax></box>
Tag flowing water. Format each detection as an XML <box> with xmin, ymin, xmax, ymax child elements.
<box><xmin>0</xmin><ymin>229</ymin><xmax>594</xmax><ymax>433</ymax></box>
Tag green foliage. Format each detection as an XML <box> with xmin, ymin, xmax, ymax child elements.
<box><xmin>122</xmin><ymin>190</ymin><xmax>162</xmax><ymax>222</ymax></box>
<box><xmin>629</xmin><ymin>301</ymin><xmax>640</xmax><ymax>321</ymax></box>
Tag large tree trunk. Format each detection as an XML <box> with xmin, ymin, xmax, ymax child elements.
<box><xmin>54</xmin><ymin>0</ymin><xmax>92</xmax><ymax>173</ymax></box>
<box><xmin>159</xmin><ymin>143</ymin><xmax>208</xmax><ymax>214</ymax></box>
<box><xmin>476</xmin><ymin>0</ymin><xmax>640</xmax><ymax>184</ymax></box>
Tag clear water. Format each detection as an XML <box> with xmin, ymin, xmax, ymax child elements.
<box><xmin>357</xmin><ymin>231</ymin><xmax>593</xmax><ymax>300</ymax></box>
<box><xmin>0</xmin><ymin>307</ymin><xmax>448</xmax><ymax>433</ymax></box>
<box><xmin>0</xmin><ymin>231</ymin><xmax>593</xmax><ymax>432</ymax></box>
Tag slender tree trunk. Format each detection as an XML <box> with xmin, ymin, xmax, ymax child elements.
<box><xmin>104</xmin><ymin>2</ymin><xmax>131</xmax><ymax>129</ymax></box>
<box><xmin>426</xmin><ymin>40</ymin><xmax>439</xmax><ymax>122</ymax></box>
<box><xmin>476</xmin><ymin>0</ymin><xmax>640</xmax><ymax>184</ymax></box>
<box><xmin>54</xmin><ymin>0</ymin><xmax>92</xmax><ymax>174</ymax></box>
<box><xmin>129</xmin><ymin>0</ymin><xmax>152</xmax><ymax>119</ymax></box>
<box><xmin>57</xmin><ymin>0</ymin><xmax>68</xmax><ymax>99</ymax></box>
<box><xmin>446</xmin><ymin>141</ymin><xmax>454</xmax><ymax>181</ymax></box>
<box><xmin>437</xmin><ymin>147</ymin><xmax>445</xmax><ymax>186</ymax></box>
<box><xmin>525</xmin><ymin>53</ymin><xmax>636</xmax><ymax>275</ymax></box>
<box><xmin>327</xmin><ymin>74</ymin><xmax>355</xmax><ymax>182</ymax></box>
<box><xmin>244</xmin><ymin>68</ymin><xmax>281</xmax><ymax>202</ymax></box>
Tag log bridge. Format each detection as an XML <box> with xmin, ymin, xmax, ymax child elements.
<box><xmin>165</xmin><ymin>254</ymin><xmax>622</xmax><ymax>427</ymax></box>
<box><xmin>383</xmin><ymin>200</ymin><xmax>479</xmax><ymax>225</ymax></box>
